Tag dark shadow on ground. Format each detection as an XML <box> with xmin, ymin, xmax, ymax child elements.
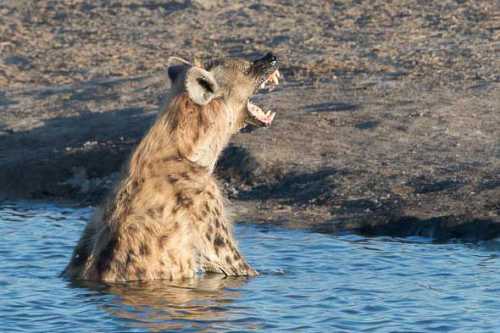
<box><xmin>304</xmin><ymin>102</ymin><xmax>359</xmax><ymax>113</ymax></box>
<box><xmin>312</xmin><ymin>215</ymin><xmax>500</xmax><ymax>242</ymax></box>
<box><xmin>0</xmin><ymin>107</ymin><xmax>154</xmax><ymax>202</ymax></box>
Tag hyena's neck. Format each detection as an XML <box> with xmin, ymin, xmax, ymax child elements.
<box><xmin>125</xmin><ymin>96</ymin><xmax>233</xmax><ymax>183</ymax></box>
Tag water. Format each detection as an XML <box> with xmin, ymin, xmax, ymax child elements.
<box><xmin>1</xmin><ymin>202</ymin><xmax>500</xmax><ymax>333</ymax></box>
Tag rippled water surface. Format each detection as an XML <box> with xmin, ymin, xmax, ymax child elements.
<box><xmin>1</xmin><ymin>202</ymin><xmax>500</xmax><ymax>332</ymax></box>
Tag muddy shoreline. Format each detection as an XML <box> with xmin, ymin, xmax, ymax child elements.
<box><xmin>1</xmin><ymin>1</ymin><xmax>498</xmax><ymax>241</ymax></box>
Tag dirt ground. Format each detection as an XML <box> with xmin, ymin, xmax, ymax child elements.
<box><xmin>0</xmin><ymin>0</ymin><xmax>499</xmax><ymax>240</ymax></box>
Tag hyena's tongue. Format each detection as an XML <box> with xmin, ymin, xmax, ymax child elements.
<box><xmin>247</xmin><ymin>101</ymin><xmax>275</xmax><ymax>127</ymax></box>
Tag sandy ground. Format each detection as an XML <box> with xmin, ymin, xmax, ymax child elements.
<box><xmin>0</xmin><ymin>0</ymin><xmax>499</xmax><ymax>240</ymax></box>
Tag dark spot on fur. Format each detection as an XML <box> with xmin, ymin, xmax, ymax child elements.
<box><xmin>116</xmin><ymin>262</ymin><xmax>127</xmax><ymax>277</ymax></box>
<box><xmin>147</xmin><ymin>206</ymin><xmax>164</xmax><ymax>219</ymax></box>
<box><xmin>233</xmin><ymin>252</ymin><xmax>241</xmax><ymax>260</ymax></box>
<box><xmin>203</xmin><ymin>203</ymin><xmax>211</xmax><ymax>215</ymax></box>
<box><xmin>178</xmin><ymin>192</ymin><xmax>193</xmax><ymax>206</ymax></box>
<box><xmin>126</xmin><ymin>251</ymin><xmax>136</xmax><ymax>267</ymax></box>
<box><xmin>176</xmin><ymin>149</ymin><xmax>183</xmax><ymax>159</ymax></box>
<box><xmin>136</xmin><ymin>267</ymin><xmax>146</xmax><ymax>277</ymax></box>
<box><xmin>198</xmin><ymin>107</ymin><xmax>205</xmax><ymax>126</ymax></box>
<box><xmin>139</xmin><ymin>243</ymin><xmax>151</xmax><ymax>256</ymax></box>
<box><xmin>206</xmin><ymin>232</ymin><xmax>211</xmax><ymax>241</ymax></box>
<box><xmin>170</xmin><ymin>114</ymin><xmax>179</xmax><ymax>133</ymax></box>
<box><xmin>145</xmin><ymin>225</ymin><xmax>153</xmax><ymax>234</ymax></box>
<box><xmin>158</xmin><ymin>235</ymin><xmax>169</xmax><ymax>248</ymax></box>
<box><xmin>167</xmin><ymin>175</ymin><xmax>179</xmax><ymax>183</ymax></box>
<box><xmin>188</xmin><ymin>162</ymin><xmax>204</xmax><ymax>175</ymax></box>
<box><xmin>174</xmin><ymin>192</ymin><xmax>193</xmax><ymax>213</ymax></box>
<box><xmin>193</xmin><ymin>213</ymin><xmax>204</xmax><ymax>222</ymax></box>
<box><xmin>193</xmin><ymin>127</ymin><xmax>200</xmax><ymax>144</ymax></box>
<box><xmin>215</xmin><ymin>219</ymin><xmax>220</xmax><ymax>228</ymax></box>
<box><xmin>208</xmin><ymin>225</ymin><xmax>214</xmax><ymax>234</ymax></box>
<box><xmin>72</xmin><ymin>246</ymin><xmax>89</xmax><ymax>266</ymax></box>
<box><xmin>97</xmin><ymin>236</ymin><xmax>118</xmax><ymax>275</ymax></box>
<box><xmin>213</xmin><ymin>207</ymin><xmax>221</xmax><ymax>216</ymax></box>
<box><xmin>162</xmin><ymin>156</ymin><xmax>179</xmax><ymax>163</ymax></box>
<box><xmin>214</xmin><ymin>234</ymin><xmax>225</xmax><ymax>248</ymax></box>
<box><xmin>225</xmin><ymin>255</ymin><xmax>232</xmax><ymax>264</ymax></box>
<box><xmin>180</xmin><ymin>172</ymin><xmax>190</xmax><ymax>180</ymax></box>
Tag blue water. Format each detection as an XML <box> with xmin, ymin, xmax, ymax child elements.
<box><xmin>1</xmin><ymin>202</ymin><xmax>500</xmax><ymax>332</ymax></box>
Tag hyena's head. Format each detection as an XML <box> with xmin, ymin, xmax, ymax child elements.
<box><xmin>167</xmin><ymin>52</ymin><xmax>281</xmax><ymax>131</ymax></box>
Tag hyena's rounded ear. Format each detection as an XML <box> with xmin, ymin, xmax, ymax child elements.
<box><xmin>167</xmin><ymin>65</ymin><xmax>186</xmax><ymax>83</ymax></box>
<box><xmin>167</xmin><ymin>56</ymin><xmax>191</xmax><ymax>83</ymax></box>
<box><xmin>185</xmin><ymin>67</ymin><xmax>219</xmax><ymax>106</ymax></box>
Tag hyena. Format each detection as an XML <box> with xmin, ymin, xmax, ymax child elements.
<box><xmin>62</xmin><ymin>53</ymin><xmax>281</xmax><ymax>282</ymax></box>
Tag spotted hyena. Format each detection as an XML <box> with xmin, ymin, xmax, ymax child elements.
<box><xmin>62</xmin><ymin>53</ymin><xmax>281</xmax><ymax>282</ymax></box>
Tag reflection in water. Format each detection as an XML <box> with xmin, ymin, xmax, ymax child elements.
<box><xmin>70</xmin><ymin>275</ymin><xmax>249</xmax><ymax>332</ymax></box>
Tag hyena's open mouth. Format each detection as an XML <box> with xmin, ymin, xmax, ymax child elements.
<box><xmin>245</xmin><ymin>53</ymin><xmax>281</xmax><ymax>127</ymax></box>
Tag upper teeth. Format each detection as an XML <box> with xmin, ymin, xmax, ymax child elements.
<box><xmin>260</xmin><ymin>70</ymin><xmax>281</xmax><ymax>89</ymax></box>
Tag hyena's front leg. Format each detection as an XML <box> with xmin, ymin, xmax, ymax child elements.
<box><xmin>201</xmin><ymin>224</ymin><xmax>258</xmax><ymax>277</ymax></box>
<box><xmin>209</xmin><ymin>234</ymin><xmax>258</xmax><ymax>276</ymax></box>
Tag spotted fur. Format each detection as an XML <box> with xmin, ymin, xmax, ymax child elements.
<box><xmin>61</xmin><ymin>54</ymin><xmax>279</xmax><ymax>282</ymax></box>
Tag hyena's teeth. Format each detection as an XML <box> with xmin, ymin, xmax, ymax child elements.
<box><xmin>264</xmin><ymin>112</ymin><xmax>276</xmax><ymax>127</ymax></box>
<box><xmin>271</xmin><ymin>73</ymin><xmax>279</xmax><ymax>85</ymax></box>
<box><xmin>270</xmin><ymin>70</ymin><xmax>280</xmax><ymax>85</ymax></box>
<box><xmin>260</xmin><ymin>70</ymin><xmax>281</xmax><ymax>91</ymax></box>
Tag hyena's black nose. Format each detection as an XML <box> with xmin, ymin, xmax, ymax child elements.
<box><xmin>252</xmin><ymin>52</ymin><xmax>279</xmax><ymax>73</ymax></box>
<box><xmin>262</xmin><ymin>52</ymin><xmax>278</xmax><ymax>66</ymax></box>
<box><xmin>255</xmin><ymin>52</ymin><xmax>279</xmax><ymax>67</ymax></box>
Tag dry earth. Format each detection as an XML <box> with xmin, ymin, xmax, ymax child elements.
<box><xmin>0</xmin><ymin>0</ymin><xmax>499</xmax><ymax>240</ymax></box>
